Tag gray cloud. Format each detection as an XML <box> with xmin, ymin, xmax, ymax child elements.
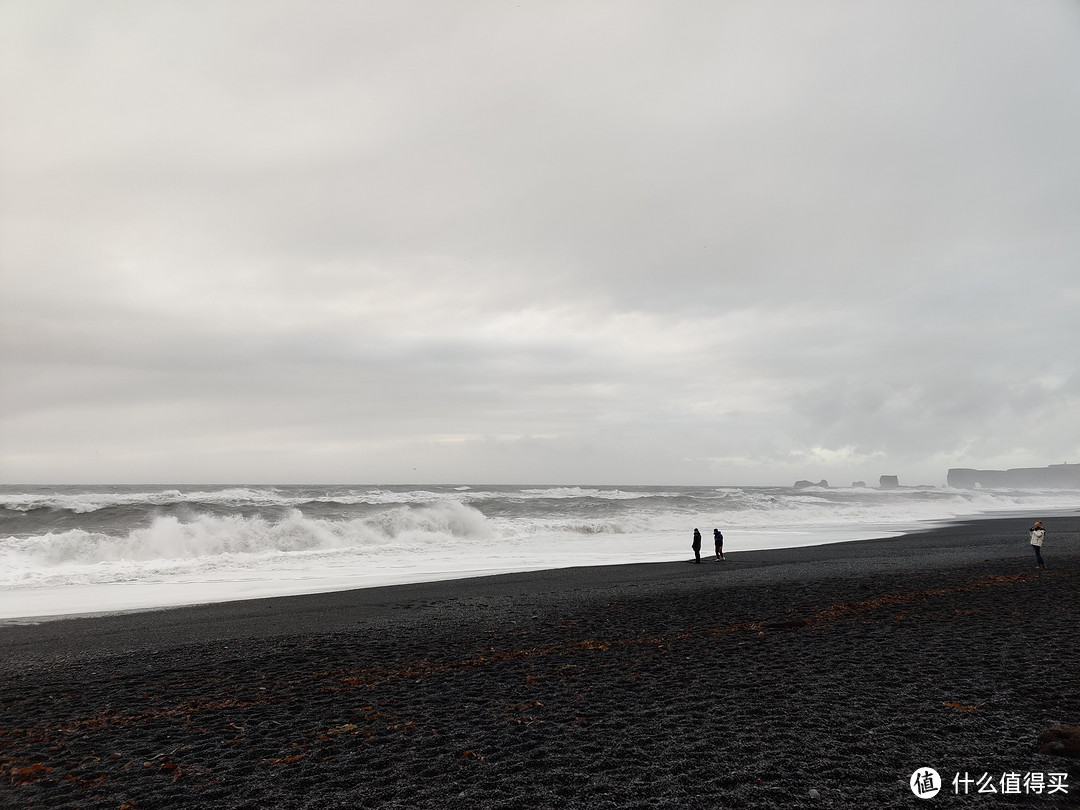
<box><xmin>2</xmin><ymin>1</ymin><xmax>1079</xmax><ymax>484</ymax></box>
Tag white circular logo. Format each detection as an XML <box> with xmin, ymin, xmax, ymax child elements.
<box><xmin>910</xmin><ymin>768</ymin><xmax>941</xmax><ymax>798</ymax></box>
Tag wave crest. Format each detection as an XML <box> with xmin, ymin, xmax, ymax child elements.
<box><xmin>0</xmin><ymin>501</ymin><xmax>493</xmax><ymax>569</ymax></box>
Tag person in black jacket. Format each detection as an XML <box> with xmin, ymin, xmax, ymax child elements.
<box><xmin>713</xmin><ymin>528</ymin><xmax>726</xmax><ymax>561</ymax></box>
<box><xmin>692</xmin><ymin>528</ymin><xmax>702</xmax><ymax>563</ymax></box>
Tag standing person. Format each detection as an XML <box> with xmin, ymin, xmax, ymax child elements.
<box><xmin>1030</xmin><ymin>520</ymin><xmax>1046</xmax><ymax>569</ymax></box>
<box><xmin>713</xmin><ymin>528</ymin><xmax>726</xmax><ymax>561</ymax></box>
<box><xmin>692</xmin><ymin>528</ymin><xmax>702</xmax><ymax>563</ymax></box>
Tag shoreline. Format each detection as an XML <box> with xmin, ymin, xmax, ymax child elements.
<box><xmin>0</xmin><ymin>512</ymin><xmax>1074</xmax><ymax>666</ymax></box>
<box><xmin>4</xmin><ymin>506</ymin><xmax>1076</xmax><ymax>628</ymax></box>
<box><xmin>1</xmin><ymin>513</ymin><xmax>1076</xmax><ymax>808</ymax></box>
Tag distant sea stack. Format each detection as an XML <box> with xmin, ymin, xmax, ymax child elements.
<box><xmin>948</xmin><ymin>463</ymin><xmax>1080</xmax><ymax>489</ymax></box>
<box><xmin>879</xmin><ymin>475</ymin><xmax>899</xmax><ymax>489</ymax></box>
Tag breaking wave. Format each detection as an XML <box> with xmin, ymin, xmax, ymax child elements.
<box><xmin>1</xmin><ymin>501</ymin><xmax>492</xmax><ymax>574</ymax></box>
<box><xmin>2</xmin><ymin>482</ymin><xmax>1075</xmax><ymax>614</ymax></box>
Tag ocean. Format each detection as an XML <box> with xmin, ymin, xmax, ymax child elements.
<box><xmin>1</xmin><ymin>483</ymin><xmax>1074</xmax><ymax>621</ymax></box>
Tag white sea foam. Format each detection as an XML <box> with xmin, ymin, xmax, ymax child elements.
<box><xmin>1</xmin><ymin>502</ymin><xmax>491</xmax><ymax>571</ymax></box>
<box><xmin>517</xmin><ymin>487</ymin><xmax>665</xmax><ymax>500</ymax></box>
<box><xmin>1</xmin><ymin>483</ymin><xmax>1075</xmax><ymax>619</ymax></box>
<box><xmin>0</xmin><ymin>486</ymin><xmax>291</xmax><ymax>513</ymax></box>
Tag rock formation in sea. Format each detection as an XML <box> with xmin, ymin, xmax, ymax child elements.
<box><xmin>794</xmin><ymin>479</ymin><xmax>829</xmax><ymax>489</ymax></box>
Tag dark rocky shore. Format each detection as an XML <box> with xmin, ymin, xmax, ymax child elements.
<box><xmin>1</xmin><ymin>515</ymin><xmax>1077</xmax><ymax>808</ymax></box>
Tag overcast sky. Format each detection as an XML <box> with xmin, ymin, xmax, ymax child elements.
<box><xmin>2</xmin><ymin>1</ymin><xmax>1078</xmax><ymax>486</ymax></box>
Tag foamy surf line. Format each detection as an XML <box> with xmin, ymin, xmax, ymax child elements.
<box><xmin>4</xmin><ymin>480</ymin><xmax>1077</xmax><ymax>622</ymax></box>
<box><xmin>0</xmin><ymin>523</ymin><xmax>941</xmax><ymax>622</ymax></box>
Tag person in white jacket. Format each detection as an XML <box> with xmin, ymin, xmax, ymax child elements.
<box><xmin>1029</xmin><ymin>520</ymin><xmax>1046</xmax><ymax>569</ymax></box>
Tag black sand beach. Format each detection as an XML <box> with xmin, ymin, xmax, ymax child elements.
<box><xmin>2</xmin><ymin>515</ymin><xmax>1078</xmax><ymax>808</ymax></box>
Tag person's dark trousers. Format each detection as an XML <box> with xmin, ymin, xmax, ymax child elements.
<box><xmin>1033</xmin><ymin>545</ymin><xmax>1045</xmax><ymax>567</ymax></box>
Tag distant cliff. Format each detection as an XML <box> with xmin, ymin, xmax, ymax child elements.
<box><xmin>948</xmin><ymin>464</ymin><xmax>1080</xmax><ymax>489</ymax></box>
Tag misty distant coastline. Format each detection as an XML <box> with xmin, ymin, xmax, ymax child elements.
<box><xmin>791</xmin><ymin>464</ymin><xmax>1080</xmax><ymax>490</ymax></box>
<box><xmin>948</xmin><ymin>463</ymin><xmax>1080</xmax><ymax>489</ymax></box>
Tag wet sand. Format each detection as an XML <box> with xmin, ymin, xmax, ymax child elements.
<box><xmin>1</xmin><ymin>514</ymin><xmax>1077</xmax><ymax>808</ymax></box>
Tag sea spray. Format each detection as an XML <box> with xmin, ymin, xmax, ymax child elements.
<box><xmin>1</xmin><ymin>501</ymin><xmax>493</xmax><ymax>569</ymax></box>
<box><xmin>1</xmin><ymin>483</ymin><xmax>1076</xmax><ymax>618</ymax></box>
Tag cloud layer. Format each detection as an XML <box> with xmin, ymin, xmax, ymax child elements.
<box><xmin>3</xmin><ymin>1</ymin><xmax>1079</xmax><ymax>484</ymax></box>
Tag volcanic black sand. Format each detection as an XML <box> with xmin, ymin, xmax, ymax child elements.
<box><xmin>1</xmin><ymin>515</ymin><xmax>1078</xmax><ymax>808</ymax></box>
